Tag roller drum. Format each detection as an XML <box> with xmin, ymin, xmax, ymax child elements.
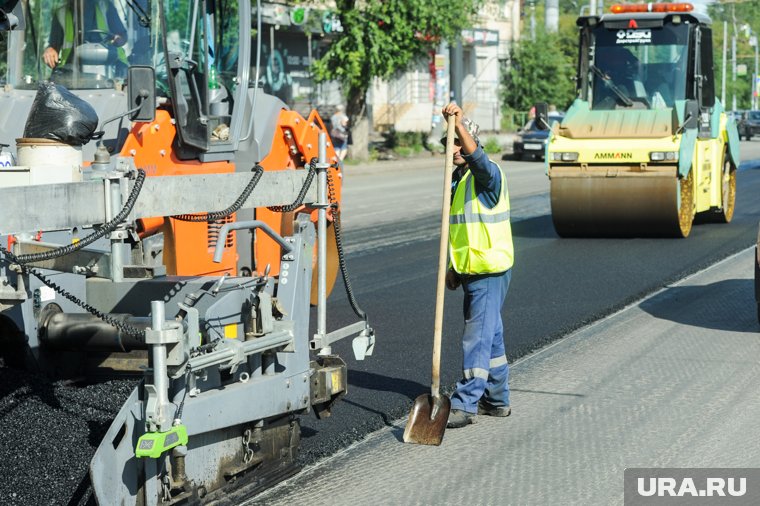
<box><xmin>549</xmin><ymin>165</ymin><xmax>688</xmax><ymax>237</ymax></box>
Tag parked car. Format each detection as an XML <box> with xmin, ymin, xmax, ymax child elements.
<box><xmin>512</xmin><ymin>113</ymin><xmax>564</xmax><ymax>161</ymax></box>
<box><xmin>728</xmin><ymin>110</ymin><xmax>744</xmax><ymax>123</ymax></box>
<box><xmin>738</xmin><ymin>110</ymin><xmax>760</xmax><ymax>140</ymax></box>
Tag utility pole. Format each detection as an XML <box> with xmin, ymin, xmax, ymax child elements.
<box><xmin>530</xmin><ymin>0</ymin><xmax>536</xmax><ymax>40</ymax></box>
<box><xmin>732</xmin><ymin>34</ymin><xmax>737</xmax><ymax>110</ymax></box>
<box><xmin>749</xmin><ymin>30</ymin><xmax>759</xmax><ymax>110</ymax></box>
<box><xmin>545</xmin><ymin>0</ymin><xmax>559</xmax><ymax>33</ymax></box>
<box><xmin>722</xmin><ymin>21</ymin><xmax>727</xmax><ymax>105</ymax></box>
<box><xmin>450</xmin><ymin>38</ymin><xmax>463</xmax><ymax>104</ymax></box>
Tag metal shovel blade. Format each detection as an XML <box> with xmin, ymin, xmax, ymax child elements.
<box><xmin>402</xmin><ymin>393</ymin><xmax>451</xmax><ymax>446</ymax></box>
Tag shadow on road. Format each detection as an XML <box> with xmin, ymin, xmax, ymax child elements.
<box><xmin>510</xmin><ymin>214</ymin><xmax>559</xmax><ymax>240</ymax></box>
<box><xmin>348</xmin><ymin>369</ymin><xmax>428</xmax><ymax>400</ymax></box>
<box><xmin>639</xmin><ymin>278</ymin><xmax>756</xmax><ymax>333</ymax></box>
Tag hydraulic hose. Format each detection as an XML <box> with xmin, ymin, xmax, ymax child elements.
<box><xmin>0</xmin><ymin>243</ymin><xmax>146</xmax><ymax>338</ymax></box>
<box><xmin>173</xmin><ymin>165</ymin><xmax>264</xmax><ymax>222</ymax></box>
<box><xmin>267</xmin><ymin>157</ymin><xmax>318</xmax><ymax>212</ymax></box>
<box><xmin>327</xmin><ymin>168</ymin><xmax>367</xmax><ymax>323</ymax></box>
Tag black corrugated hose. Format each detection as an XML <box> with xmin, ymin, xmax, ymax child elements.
<box><xmin>172</xmin><ymin>165</ymin><xmax>265</xmax><ymax>222</ymax></box>
<box><xmin>327</xmin><ymin>167</ymin><xmax>368</xmax><ymax>323</ymax></box>
<box><xmin>267</xmin><ymin>157</ymin><xmax>318</xmax><ymax>212</ymax></box>
<box><xmin>0</xmin><ymin>243</ymin><xmax>146</xmax><ymax>337</ymax></box>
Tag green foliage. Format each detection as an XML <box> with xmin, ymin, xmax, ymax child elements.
<box><xmin>386</xmin><ymin>129</ymin><xmax>427</xmax><ymax>149</ymax></box>
<box><xmin>708</xmin><ymin>4</ymin><xmax>760</xmax><ymax>110</ymax></box>
<box><xmin>502</xmin><ymin>109</ymin><xmax>531</xmax><ymax>131</ymax></box>
<box><xmin>394</xmin><ymin>146</ymin><xmax>414</xmax><ymax>157</ymax></box>
<box><xmin>312</xmin><ymin>0</ymin><xmax>480</xmax><ymax>117</ymax></box>
<box><xmin>483</xmin><ymin>137</ymin><xmax>502</xmax><ymax>154</ymax></box>
<box><xmin>383</xmin><ymin>129</ymin><xmax>429</xmax><ymax>157</ymax></box>
<box><xmin>501</xmin><ymin>31</ymin><xmax>577</xmax><ymax>113</ymax></box>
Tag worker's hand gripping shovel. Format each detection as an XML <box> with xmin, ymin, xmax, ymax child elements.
<box><xmin>402</xmin><ymin>115</ymin><xmax>455</xmax><ymax>445</ymax></box>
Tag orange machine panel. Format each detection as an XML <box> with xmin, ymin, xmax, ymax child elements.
<box><xmin>120</xmin><ymin>107</ymin><xmax>342</xmax><ymax>292</ymax></box>
<box><xmin>256</xmin><ymin>109</ymin><xmax>342</xmax><ymax>287</ymax></box>
<box><xmin>121</xmin><ymin>110</ymin><xmax>236</xmax><ymax>276</ymax></box>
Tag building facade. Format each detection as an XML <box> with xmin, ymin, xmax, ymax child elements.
<box><xmin>255</xmin><ymin>1</ymin><xmax>520</xmax><ymax>135</ymax></box>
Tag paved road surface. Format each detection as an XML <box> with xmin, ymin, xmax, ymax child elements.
<box><xmin>292</xmin><ymin>140</ymin><xmax>760</xmax><ymax>469</ymax></box>
<box><xmin>252</xmin><ymin>247</ymin><xmax>760</xmax><ymax>505</ymax></box>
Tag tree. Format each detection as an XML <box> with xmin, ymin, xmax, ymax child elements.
<box><xmin>709</xmin><ymin>1</ymin><xmax>760</xmax><ymax>110</ymax></box>
<box><xmin>501</xmin><ymin>30</ymin><xmax>577</xmax><ymax>113</ymax></box>
<box><xmin>311</xmin><ymin>0</ymin><xmax>480</xmax><ymax>160</ymax></box>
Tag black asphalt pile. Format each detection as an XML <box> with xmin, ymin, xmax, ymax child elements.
<box><xmin>0</xmin><ymin>358</ymin><xmax>136</xmax><ymax>505</ymax></box>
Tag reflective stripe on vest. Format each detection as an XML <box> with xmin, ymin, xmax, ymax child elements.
<box><xmin>448</xmin><ymin>164</ymin><xmax>514</xmax><ymax>275</ymax></box>
<box><xmin>59</xmin><ymin>1</ymin><xmax>127</xmax><ymax>66</ymax></box>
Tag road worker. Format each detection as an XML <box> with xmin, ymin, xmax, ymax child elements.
<box><xmin>43</xmin><ymin>0</ymin><xmax>128</xmax><ymax>74</ymax></box>
<box><xmin>441</xmin><ymin>102</ymin><xmax>514</xmax><ymax>429</ymax></box>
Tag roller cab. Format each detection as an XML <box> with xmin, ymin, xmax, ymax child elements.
<box><xmin>543</xmin><ymin>3</ymin><xmax>740</xmax><ymax>237</ymax></box>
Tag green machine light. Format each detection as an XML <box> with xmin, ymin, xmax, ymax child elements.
<box><xmin>135</xmin><ymin>424</ymin><xmax>188</xmax><ymax>459</ymax></box>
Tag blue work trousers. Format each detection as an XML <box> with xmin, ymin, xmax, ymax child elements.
<box><xmin>450</xmin><ymin>269</ymin><xmax>511</xmax><ymax>414</ymax></box>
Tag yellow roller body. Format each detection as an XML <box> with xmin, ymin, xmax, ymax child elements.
<box><xmin>546</xmin><ymin>107</ymin><xmax>729</xmax><ymax>238</ymax></box>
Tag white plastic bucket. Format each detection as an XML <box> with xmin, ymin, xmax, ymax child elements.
<box><xmin>15</xmin><ymin>138</ymin><xmax>83</xmax><ymax>183</ymax></box>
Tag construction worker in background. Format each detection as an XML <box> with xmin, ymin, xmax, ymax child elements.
<box><xmin>441</xmin><ymin>102</ymin><xmax>514</xmax><ymax>429</ymax></box>
<box><xmin>43</xmin><ymin>0</ymin><xmax>128</xmax><ymax>73</ymax></box>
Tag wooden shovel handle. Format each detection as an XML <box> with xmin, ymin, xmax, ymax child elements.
<box><xmin>432</xmin><ymin>115</ymin><xmax>456</xmax><ymax>398</ymax></box>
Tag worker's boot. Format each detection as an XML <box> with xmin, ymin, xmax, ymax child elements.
<box><xmin>477</xmin><ymin>399</ymin><xmax>511</xmax><ymax>417</ymax></box>
<box><xmin>446</xmin><ymin>409</ymin><xmax>476</xmax><ymax>428</ymax></box>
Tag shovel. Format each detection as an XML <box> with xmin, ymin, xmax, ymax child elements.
<box><xmin>402</xmin><ymin>115</ymin><xmax>456</xmax><ymax>446</ymax></box>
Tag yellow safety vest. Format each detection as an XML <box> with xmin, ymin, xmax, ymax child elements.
<box><xmin>449</xmin><ymin>165</ymin><xmax>514</xmax><ymax>275</ymax></box>
<box><xmin>58</xmin><ymin>0</ymin><xmax>128</xmax><ymax>67</ymax></box>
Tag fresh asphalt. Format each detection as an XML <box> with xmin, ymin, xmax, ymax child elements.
<box><xmin>294</xmin><ymin>139</ymin><xmax>760</xmax><ymax>469</ymax></box>
<box><xmin>252</xmin><ymin>246</ymin><xmax>760</xmax><ymax>505</ymax></box>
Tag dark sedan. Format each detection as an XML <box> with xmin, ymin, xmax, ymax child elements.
<box><xmin>512</xmin><ymin>114</ymin><xmax>564</xmax><ymax>161</ymax></box>
<box><xmin>738</xmin><ymin>110</ymin><xmax>760</xmax><ymax>140</ymax></box>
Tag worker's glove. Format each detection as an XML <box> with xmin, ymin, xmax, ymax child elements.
<box><xmin>445</xmin><ymin>268</ymin><xmax>461</xmax><ymax>291</ymax></box>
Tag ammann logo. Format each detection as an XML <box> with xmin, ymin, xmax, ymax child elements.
<box><xmin>637</xmin><ymin>477</ymin><xmax>746</xmax><ymax>498</ymax></box>
<box><xmin>594</xmin><ymin>152</ymin><xmax>633</xmax><ymax>160</ymax></box>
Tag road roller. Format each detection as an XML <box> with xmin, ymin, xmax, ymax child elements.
<box><xmin>542</xmin><ymin>2</ymin><xmax>741</xmax><ymax>237</ymax></box>
<box><xmin>0</xmin><ymin>0</ymin><xmax>375</xmax><ymax>502</ymax></box>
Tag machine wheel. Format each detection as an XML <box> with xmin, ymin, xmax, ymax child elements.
<box><xmin>717</xmin><ymin>155</ymin><xmax>736</xmax><ymax>223</ymax></box>
<box><xmin>677</xmin><ymin>170</ymin><xmax>695</xmax><ymax>238</ymax></box>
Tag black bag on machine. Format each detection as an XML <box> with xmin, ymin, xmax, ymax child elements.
<box><xmin>22</xmin><ymin>82</ymin><xmax>99</xmax><ymax>146</ymax></box>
